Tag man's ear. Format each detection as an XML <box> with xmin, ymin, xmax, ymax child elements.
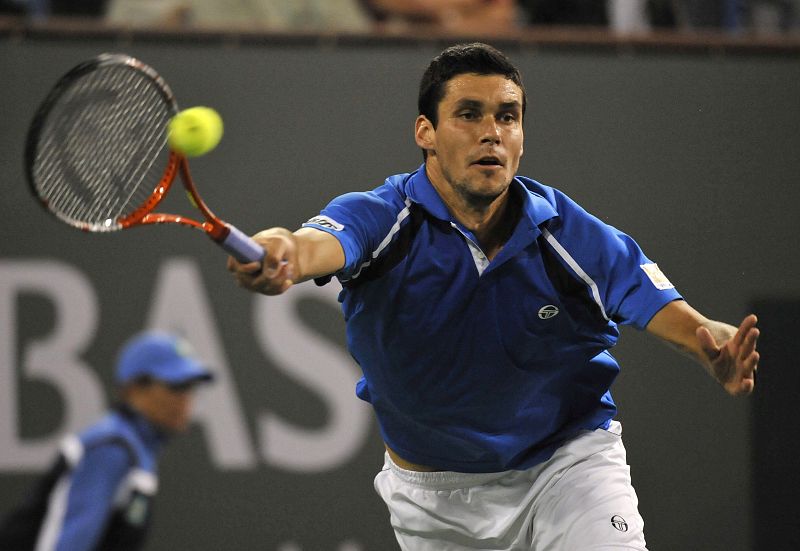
<box><xmin>415</xmin><ymin>115</ymin><xmax>435</xmax><ymax>153</ymax></box>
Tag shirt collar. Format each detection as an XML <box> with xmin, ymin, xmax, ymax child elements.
<box><xmin>405</xmin><ymin>163</ymin><xmax>559</xmax><ymax>231</ymax></box>
<box><xmin>405</xmin><ymin>164</ymin><xmax>452</xmax><ymax>221</ymax></box>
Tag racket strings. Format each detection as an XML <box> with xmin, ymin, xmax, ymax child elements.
<box><xmin>113</xmin><ymin>75</ymin><xmax>170</xmax><ymax>218</ymax></box>
<box><xmin>31</xmin><ymin>64</ymin><xmax>173</xmax><ymax>231</ymax></box>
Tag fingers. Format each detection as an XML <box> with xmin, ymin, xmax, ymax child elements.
<box><xmin>738</xmin><ymin>326</ymin><xmax>760</xmax><ymax>364</ymax></box>
<box><xmin>735</xmin><ymin>316</ymin><xmax>760</xmax><ymax>381</ymax></box>
<box><xmin>227</xmin><ymin>258</ymin><xmax>262</xmax><ymax>275</ymax></box>
<box><xmin>738</xmin><ymin>326</ymin><xmax>760</xmax><ymax>380</ymax></box>
<box><xmin>732</xmin><ymin>314</ymin><xmax>758</xmax><ymax>347</ymax></box>
<box><xmin>732</xmin><ymin>376</ymin><xmax>755</xmax><ymax>396</ymax></box>
<box><xmin>230</xmin><ymin>258</ymin><xmax>293</xmax><ymax>295</ymax></box>
<box><xmin>696</xmin><ymin>326</ymin><xmax>720</xmax><ymax>360</ymax></box>
<box><xmin>257</xmin><ymin>261</ymin><xmax>294</xmax><ymax>294</ymax></box>
<box><xmin>727</xmin><ymin>316</ymin><xmax>760</xmax><ymax>396</ymax></box>
<box><xmin>262</xmin><ymin>254</ymin><xmax>289</xmax><ymax>279</ymax></box>
<box><xmin>227</xmin><ymin>231</ymin><xmax>296</xmax><ymax>295</ymax></box>
<box><xmin>726</xmin><ymin>348</ymin><xmax>759</xmax><ymax>396</ymax></box>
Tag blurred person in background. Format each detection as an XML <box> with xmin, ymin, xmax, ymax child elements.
<box><xmin>103</xmin><ymin>0</ymin><xmax>372</xmax><ymax>32</ymax></box>
<box><xmin>667</xmin><ymin>0</ymin><xmax>748</xmax><ymax>30</ymax></box>
<box><xmin>0</xmin><ymin>331</ymin><xmax>214</xmax><ymax>551</ymax></box>
<box><xmin>517</xmin><ymin>0</ymin><xmax>798</xmax><ymax>34</ymax></box>
<box><xmin>0</xmin><ymin>0</ymin><xmax>373</xmax><ymax>31</ymax></box>
<box><xmin>645</xmin><ymin>0</ymin><xmax>798</xmax><ymax>33</ymax></box>
<box><xmin>0</xmin><ymin>0</ymin><xmax>105</xmax><ymax>18</ymax></box>
<box><xmin>364</xmin><ymin>0</ymin><xmax>520</xmax><ymax>34</ymax></box>
<box><xmin>517</xmin><ymin>0</ymin><xmax>608</xmax><ymax>26</ymax></box>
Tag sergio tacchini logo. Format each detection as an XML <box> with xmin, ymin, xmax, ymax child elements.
<box><xmin>611</xmin><ymin>515</ymin><xmax>628</xmax><ymax>532</ymax></box>
<box><xmin>537</xmin><ymin>305</ymin><xmax>559</xmax><ymax>320</ymax></box>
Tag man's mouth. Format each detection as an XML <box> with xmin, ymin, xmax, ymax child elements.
<box><xmin>472</xmin><ymin>156</ymin><xmax>503</xmax><ymax>167</ymax></box>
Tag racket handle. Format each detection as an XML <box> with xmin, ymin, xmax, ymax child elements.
<box><xmin>220</xmin><ymin>224</ymin><xmax>265</xmax><ymax>264</ymax></box>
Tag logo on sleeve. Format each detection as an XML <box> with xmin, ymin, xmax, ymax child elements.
<box><xmin>640</xmin><ymin>263</ymin><xmax>674</xmax><ymax>290</ymax></box>
<box><xmin>305</xmin><ymin>215</ymin><xmax>344</xmax><ymax>231</ymax></box>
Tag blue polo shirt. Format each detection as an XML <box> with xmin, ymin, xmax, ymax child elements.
<box><xmin>304</xmin><ymin>165</ymin><xmax>681</xmax><ymax>472</ymax></box>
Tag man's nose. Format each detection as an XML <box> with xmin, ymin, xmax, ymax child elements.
<box><xmin>479</xmin><ymin>116</ymin><xmax>501</xmax><ymax>144</ymax></box>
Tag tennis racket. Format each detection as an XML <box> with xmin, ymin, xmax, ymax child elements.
<box><xmin>25</xmin><ymin>53</ymin><xmax>264</xmax><ymax>264</ymax></box>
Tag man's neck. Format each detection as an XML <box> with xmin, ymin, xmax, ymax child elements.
<box><xmin>426</xmin><ymin>164</ymin><xmax>519</xmax><ymax>260</ymax></box>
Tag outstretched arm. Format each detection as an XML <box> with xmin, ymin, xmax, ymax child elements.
<box><xmin>227</xmin><ymin>227</ymin><xmax>345</xmax><ymax>295</ymax></box>
<box><xmin>646</xmin><ymin>300</ymin><xmax>760</xmax><ymax>396</ymax></box>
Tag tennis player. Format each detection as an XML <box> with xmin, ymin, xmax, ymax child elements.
<box><xmin>0</xmin><ymin>331</ymin><xmax>214</xmax><ymax>551</ymax></box>
<box><xmin>228</xmin><ymin>42</ymin><xmax>759</xmax><ymax>550</ymax></box>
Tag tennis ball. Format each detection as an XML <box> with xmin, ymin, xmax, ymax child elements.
<box><xmin>167</xmin><ymin>106</ymin><xmax>223</xmax><ymax>157</ymax></box>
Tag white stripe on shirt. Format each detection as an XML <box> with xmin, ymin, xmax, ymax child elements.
<box><xmin>35</xmin><ymin>436</ymin><xmax>85</xmax><ymax>551</ymax></box>
<box><xmin>541</xmin><ymin>227</ymin><xmax>609</xmax><ymax>321</ymax></box>
<box><xmin>346</xmin><ymin>198</ymin><xmax>412</xmax><ymax>281</ymax></box>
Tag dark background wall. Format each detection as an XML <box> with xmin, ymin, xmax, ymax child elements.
<box><xmin>1</xmin><ymin>30</ymin><xmax>799</xmax><ymax>550</ymax></box>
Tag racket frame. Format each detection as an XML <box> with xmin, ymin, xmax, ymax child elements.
<box><xmin>25</xmin><ymin>53</ymin><xmax>264</xmax><ymax>263</ymax></box>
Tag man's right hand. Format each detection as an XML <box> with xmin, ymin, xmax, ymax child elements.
<box><xmin>226</xmin><ymin>226</ymin><xmax>346</xmax><ymax>295</ymax></box>
<box><xmin>227</xmin><ymin>227</ymin><xmax>297</xmax><ymax>295</ymax></box>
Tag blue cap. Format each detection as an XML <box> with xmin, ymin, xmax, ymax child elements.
<box><xmin>115</xmin><ymin>331</ymin><xmax>214</xmax><ymax>386</ymax></box>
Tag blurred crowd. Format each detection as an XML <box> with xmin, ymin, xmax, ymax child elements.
<box><xmin>0</xmin><ymin>0</ymin><xmax>798</xmax><ymax>35</ymax></box>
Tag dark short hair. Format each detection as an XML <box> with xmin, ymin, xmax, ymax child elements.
<box><xmin>418</xmin><ymin>42</ymin><xmax>527</xmax><ymax>128</ymax></box>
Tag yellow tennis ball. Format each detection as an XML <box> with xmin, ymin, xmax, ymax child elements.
<box><xmin>167</xmin><ymin>106</ymin><xmax>223</xmax><ymax>157</ymax></box>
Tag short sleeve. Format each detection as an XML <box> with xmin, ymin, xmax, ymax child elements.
<box><xmin>302</xmin><ymin>184</ymin><xmax>409</xmax><ymax>282</ymax></box>
<box><xmin>547</xmin><ymin>190</ymin><xmax>683</xmax><ymax>329</ymax></box>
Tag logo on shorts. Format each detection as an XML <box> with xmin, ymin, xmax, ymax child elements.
<box><xmin>537</xmin><ymin>305</ymin><xmax>559</xmax><ymax>319</ymax></box>
<box><xmin>610</xmin><ymin>515</ymin><xmax>628</xmax><ymax>532</ymax></box>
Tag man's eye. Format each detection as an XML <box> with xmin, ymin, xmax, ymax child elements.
<box><xmin>459</xmin><ymin>111</ymin><xmax>477</xmax><ymax>120</ymax></box>
<box><xmin>500</xmin><ymin>113</ymin><xmax>517</xmax><ymax>123</ymax></box>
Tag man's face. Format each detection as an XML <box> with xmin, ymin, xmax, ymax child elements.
<box><xmin>416</xmin><ymin>73</ymin><xmax>524</xmax><ymax>205</ymax></box>
<box><xmin>131</xmin><ymin>381</ymin><xmax>196</xmax><ymax>433</ymax></box>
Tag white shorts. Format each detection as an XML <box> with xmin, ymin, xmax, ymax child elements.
<box><xmin>373</xmin><ymin>421</ymin><xmax>647</xmax><ymax>551</ymax></box>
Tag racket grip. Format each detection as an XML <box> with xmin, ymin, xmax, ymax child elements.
<box><xmin>221</xmin><ymin>224</ymin><xmax>265</xmax><ymax>264</ymax></box>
